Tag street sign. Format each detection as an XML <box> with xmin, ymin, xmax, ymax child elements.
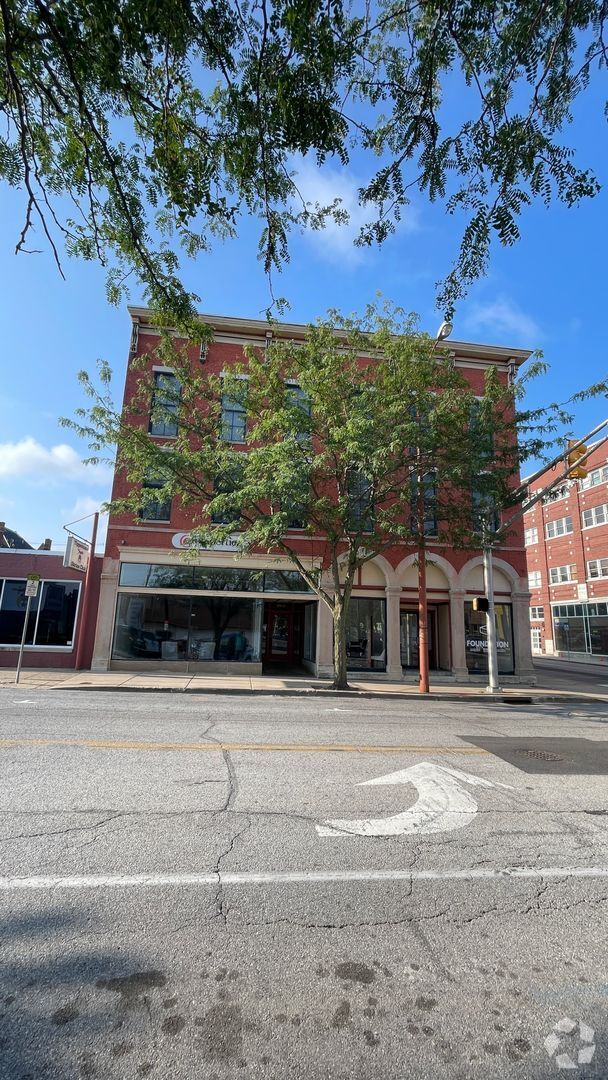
<box><xmin>25</xmin><ymin>575</ymin><xmax>40</xmax><ymax>598</ymax></box>
<box><xmin>63</xmin><ymin>535</ymin><xmax>90</xmax><ymax>572</ymax></box>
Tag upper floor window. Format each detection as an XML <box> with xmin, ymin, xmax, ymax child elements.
<box><xmin>139</xmin><ymin>474</ymin><xmax>172</xmax><ymax>522</ymax></box>
<box><xmin>411</xmin><ymin>472</ymin><xmax>438</xmax><ymax>537</ymax></box>
<box><xmin>469</xmin><ymin>399</ymin><xmax>494</xmax><ymax>463</ymax></box>
<box><xmin>149</xmin><ymin>371</ymin><xmax>180</xmax><ymax>437</ymax></box>
<box><xmin>549</xmin><ymin>564</ymin><xmax>576</xmax><ymax>585</ymax></box>
<box><xmin>588</xmin><ymin>558</ymin><xmax>608</xmax><ymax>579</ymax></box>
<box><xmin>472</xmin><ymin>486</ymin><xmax>500</xmax><ymax>534</ymax></box>
<box><xmin>528</xmin><ymin>570</ymin><xmax>542</xmax><ymax>589</ymax></box>
<box><xmin>542</xmin><ymin>483</ymin><xmax>569</xmax><ymax>505</ymax></box>
<box><xmin>580</xmin><ymin>465</ymin><xmax>608</xmax><ymax>490</ymax></box>
<box><xmin>285</xmin><ymin>383</ymin><xmax>311</xmax><ymax>444</ymax></box>
<box><xmin>211</xmin><ymin>466</ymin><xmax>241</xmax><ymax>526</ymax></box>
<box><xmin>221</xmin><ymin>389</ymin><xmax>247</xmax><ymax>443</ymax></box>
<box><xmin>524</xmin><ymin>526</ymin><xmax>538</xmax><ymax>546</ymax></box>
<box><xmin>545</xmin><ymin>516</ymin><xmax>573</xmax><ymax>539</ymax></box>
<box><xmin>347</xmin><ymin>470</ymin><xmax>373</xmax><ymax>534</ymax></box>
<box><xmin>582</xmin><ymin>503</ymin><xmax>608</xmax><ymax>529</ymax></box>
<box><xmin>530</xmin><ymin>606</ymin><xmax>545</xmax><ymax>620</ymax></box>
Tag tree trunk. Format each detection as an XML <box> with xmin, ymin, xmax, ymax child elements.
<box><xmin>332</xmin><ymin>600</ymin><xmax>351</xmax><ymax>691</ymax></box>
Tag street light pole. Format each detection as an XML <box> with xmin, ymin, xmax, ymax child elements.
<box><xmin>483</xmin><ymin>529</ymin><xmax>500</xmax><ymax>694</ymax></box>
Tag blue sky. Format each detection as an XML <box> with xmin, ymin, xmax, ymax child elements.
<box><xmin>1</xmin><ymin>83</ymin><xmax>607</xmax><ymax>553</ymax></box>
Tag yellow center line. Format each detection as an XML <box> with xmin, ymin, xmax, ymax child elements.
<box><xmin>0</xmin><ymin>737</ymin><xmax>488</xmax><ymax>755</ymax></box>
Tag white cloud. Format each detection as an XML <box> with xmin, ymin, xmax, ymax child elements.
<box><xmin>292</xmin><ymin>156</ymin><xmax>420</xmax><ymax>265</ymax></box>
<box><xmin>62</xmin><ymin>496</ymin><xmax>108</xmax><ymax>551</ymax></box>
<box><xmin>0</xmin><ymin>438</ymin><xmax>111</xmax><ymax>486</ymax></box>
<box><xmin>463</xmin><ymin>295</ymin><xmax>541</xmax><ymax>346</ymax></box>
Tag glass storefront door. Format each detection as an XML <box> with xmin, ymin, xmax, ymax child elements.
<box><xmin>345</xmin><ymin>598</ymin><xmax>386</xmax><ymax>671</ymax></box>
<box><xmin>400</xmin><ymin>610</ymin><xmax>437</xmax><ymax>670</ymax></box>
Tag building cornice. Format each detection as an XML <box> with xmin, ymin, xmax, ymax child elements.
<box><xmin>127</xmin><ymin>306</ymin><xmax>533</xmax><ymax>367</ymax></box>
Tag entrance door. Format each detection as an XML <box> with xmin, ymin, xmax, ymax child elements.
<box><xmin>400</xmin><ymin>610</ymin><xmax>437</xmax><ymax>670</ymax></box>
<box><xmin>264</xmin><ymin>603</ymin><xmax>303</xmax><ymax>664</ymax></box>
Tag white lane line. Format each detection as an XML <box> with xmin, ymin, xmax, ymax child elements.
<box><xmin>1</xmin><ymin>867</ymin><xmax>608</xmax><ymax>889</ymax></box>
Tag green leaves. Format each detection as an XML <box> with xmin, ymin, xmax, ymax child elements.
<box><xmin>2</xmin><ymin>0</ymin><xmax>606</xmax><ymax>319</ymax></box>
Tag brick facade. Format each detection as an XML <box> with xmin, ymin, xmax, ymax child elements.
<box><xmin>524</xmin><ymin>440</ymin><xmax>608</xmax><ymax>662</ymax></box>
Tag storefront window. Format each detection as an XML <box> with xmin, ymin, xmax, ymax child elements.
<box><xmin>553</xmin><ymin>602</ymin><xmax>608</xmax><ymax>656</ymax></box>
<box><xmin>345</xmin><ymin>598</ymin><xmax>386</xmax><ymax>671</ymax></box>
<box><xmin>189</xmin><ymin>597</ymin><xmax>262</xmax><ymax>661</ymax></box>
<box><xmin>112</xmin><ymin>593</ymin><xmax>263</xmax><ymax>662</ymax></box>
<box><xmin>0</xmin><ymin>579</ymin><xmax>79</xmax><ymax>647</ymax></box>
<box><xmin>464</xmin><ymin>602</ymin><xmax>514</xmax><ymax>674</ymax></box>
<box><xmin>118</xmin><ymin>563</ymin><xmax>312</xmax><ymax>593</ymax></box>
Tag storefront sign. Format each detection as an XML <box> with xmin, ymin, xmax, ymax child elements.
<box><xmin>63</xmin><ymin>536</ymin><xmax>90</xmax><ymax>572</ymax></box>
<box><xmin>171</xmin><ymin>532</ymin><xmax>240</xmax><ymax>552</ymax></box>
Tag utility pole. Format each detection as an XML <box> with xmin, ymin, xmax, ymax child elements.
<box><xmin>74</xmin><ymin>512</ymin><xmax>99</xmax><ymax>670</ymax></box>
<box><xmin>482</xmin><ymin>521</ymin><xmax>500</xmax><ymax>694</ymax></box>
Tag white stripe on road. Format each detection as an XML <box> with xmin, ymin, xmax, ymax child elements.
<box><xmin>1</xmin><ymin>867</ymin><xmax>608</xmax><ymax>889</ymax></box>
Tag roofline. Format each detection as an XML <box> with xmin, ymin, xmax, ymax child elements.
<box><xmin>127</xmin><ymin>306</ymin><xmax>533</xmax><ymax>365</ymax></box>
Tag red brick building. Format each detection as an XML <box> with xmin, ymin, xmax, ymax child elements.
<box><xmin>0</xmin><ymin>524</ymin><xmax>102</xmax><ymax>669</ymax></box>
<box><xmin>524</xmin><ymin>440</ymin><xmax>608</xmax><ymax>663</ymax></box>
<box><xmin>91</xmin><ymin>308</ymin><xmax>535</xmax><ymax>682</ymax></box>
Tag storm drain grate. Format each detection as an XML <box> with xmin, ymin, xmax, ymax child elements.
<box><xmin>516</xmin><ymin>748</ymin><xmax>564</xmax><ymax>762</ymax></box>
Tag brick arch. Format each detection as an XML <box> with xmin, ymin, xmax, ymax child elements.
<box><xmin>394</xmin><ymin>551</ymin><xmax>458</xmax><ymax>590</ymax></box>
<box><xmin>457</xmin><ymin>555</ymin><xmax>520</xmax><ymax>592</ymax></box>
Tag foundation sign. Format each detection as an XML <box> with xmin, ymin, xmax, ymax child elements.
<box><xmin>172</xmin><ymin>532</ymin><xmax>241</xmax><ymax>552</ymax></box>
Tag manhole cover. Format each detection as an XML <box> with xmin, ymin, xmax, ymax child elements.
<box><xmin>516</xmin><ymin>748</ymin><xmax>563</xmax><ymax>762</ymax></box>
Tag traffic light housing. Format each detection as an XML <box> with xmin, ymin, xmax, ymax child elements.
<box><xmin>566</xmin><ymin>440</ymin><xmax>588</xmax><ymax>480</ymax></box>
<box><xmin>472</xmin><ymin>596</ymin><xmax>490</xmax><ymax>613</ymax></box>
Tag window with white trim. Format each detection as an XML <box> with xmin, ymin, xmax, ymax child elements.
<box><xmin>530</xmin><ymin>627</ymin><xmax>542</xmax><ymax>652</ymax></box>
<box><xmin>582</xmin><ymin>504</ymin><xmax>608</xmax><ymax>529</ymax></box>
<box><xmin>530</xmin><ymin>606</ymin><xmax>545</xmax><ymax>620</ymax></box>
<box><xmin>542</xmin><ymin>483</ymin><xmax>569</xmax><ymax>505</ymax></box>
<box><xmin>545</xmin><ymin>516</ymin><xmax>573</xmax><ymax>539</ymax></box>
<box><xmin>0</xmin><ymin>579</ymin><xmax>80</xmax><ymax>647</ymax></box>
<box><xmin>588</xmin><ymin>558</ymin><xmax>608</xmax><ymax>579</ymax></box>
<box><xmin>549</xmin><ymin>564</ymin><xmax>576</xmax><ymax>584</ymax></box>
<box><xmin>524</xmin><ymin>526</ymin><xmax>538</xmax><ymax>546</ymax></box>
<box><xmin>528</xmin><ymin>570</ymin><xmax>542</xmax><ymax>589</ymax></box>
<box><xmin>580</xmin><ymin>465</ymin><xmax>608</xmax><ymax>490</ymax></box>
<box><xmin>221</xmin><ymin>386</ymin><xmax>247</xmax><ymax>443</ymax></box>
<box><xmin>149</xmin><ymin>371</ymin><xmax>180</xmax><ymax>436</ymax></box>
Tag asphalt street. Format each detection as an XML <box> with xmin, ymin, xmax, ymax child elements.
<box><xmin>1</xmin><ymin>690</ymin><xmax>608</xmax><ymax>1079</ymax></box>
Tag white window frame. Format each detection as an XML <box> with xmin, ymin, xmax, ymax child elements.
<box><xmin>530</xmin><ymin>627</ymin><xmax>542</xmax><ymax>652</ymax></box>
<box><xmin>580</xmin><ymin>465</ymin><xmax>608</xmax><ymax>490</ymax></box>
<box><xmin>530</xmin><ymin>606</ymin><xmax>545</xmax><ymax>620</ymax></box>
<box><xmin>524</xmin><ymin>526</ymin><xmax>538</xmax><ymax>546</ymax></box>
<box><xmin>549</xmin><ymin>565</ymin><xmax>576</xmax><ymax>585</ymax></box>
<box><xmin>545</xmin><ymin>516</ymin><xmax>573</xmax><ymax>539</ymax></box>
<box><xmin>528</xmin><ymin>571</ymin><xmax>542</xmax><ymax>589</ymax></box>
<box><xmin>582</xmin><ymin>504</ymin><xmax>608</xmax><ymax>529</ymax></box>
<box><xmin>588</xmin><ymin>558</ymin><xmax>608</xmax><ymax>580</ymax></box>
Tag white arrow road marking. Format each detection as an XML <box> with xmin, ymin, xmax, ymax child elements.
<box><xmin>316</xmin><ymin>761</ymin><xmax>513</xmax><ymax>838</ymax></box>
<box><xmin>13</xmin><ymin>700</ymin><xmax>37</xmax><ymax>704</ymax></box>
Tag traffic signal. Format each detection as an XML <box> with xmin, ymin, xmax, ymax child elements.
<box><xmin>472</xmin><ymin>596</ymin><xmax>490</xmax><ymax>613</ymax></box>
<box><xmin>566</xmin><ymin>440</ymin><xmax>588</xmax><ymax>479</ymax></box>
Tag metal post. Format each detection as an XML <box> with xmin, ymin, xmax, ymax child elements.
<box><xmin>483</xmin><ymin>542</ymin><xmax>500</xmax><ymax>693</ymax></box>
<box><xmin>74</xmin><ymin>512</ymin><xmax>99</xmax><ymax>671</ymax></box>
<box><xmin>15</xmin><ymin>596</ymin><xmax>32</xmax><ymax>685</ymax></box>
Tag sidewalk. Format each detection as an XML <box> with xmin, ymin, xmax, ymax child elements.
<box><xmin>2</xmin><ymin>668</ymin><xmax>606</xmax><ymax>703</ymax></box>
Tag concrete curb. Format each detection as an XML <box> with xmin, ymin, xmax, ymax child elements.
<box><xmin>41</xmin><ymin>684</ymin><xmax>608</xmax><ymax>705</ymax></box>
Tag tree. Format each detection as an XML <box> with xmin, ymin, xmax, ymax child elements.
<box><xmin>2</xmin><ymin>1</ymin><xmax>606</xmax><ymax>321</ymax></box>
<box><xmin>65</xmin><ymin>303</ymin><xmax>532</xmax><ymax>690</ymax></box>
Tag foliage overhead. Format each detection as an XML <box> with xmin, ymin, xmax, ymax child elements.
<box><xmin>2</xmin><ymin>0</ymin><xmax>607</xmax><ymax>323</ymax></box>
